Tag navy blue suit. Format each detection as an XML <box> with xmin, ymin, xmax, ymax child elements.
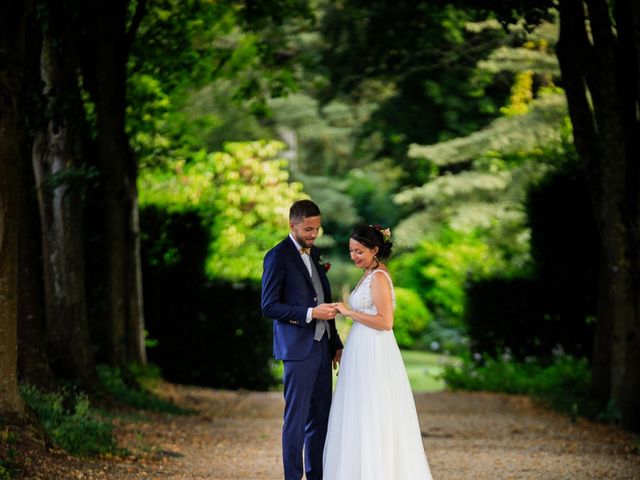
<box><xmin>261</xmin><ymin>237</ymin><xmax>343</xmax><ymax>480</ymax></box>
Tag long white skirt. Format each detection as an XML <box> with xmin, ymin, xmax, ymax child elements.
<box><xmin>323</xmin><ymin>322</ymin><xmax>433</xmax><ymax>479</ymax></box>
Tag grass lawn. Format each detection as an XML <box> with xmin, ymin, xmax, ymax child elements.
<box><xmin>401</xmin><ymin>349</ymin><xmax>452</xmax><ymax>392</ymax></box>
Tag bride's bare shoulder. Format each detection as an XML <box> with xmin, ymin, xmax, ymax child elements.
<box><xmin>371</xmin><ymin>267</ymin><xmax>393</xmax><ymax>284</ymax></box>
<box><xmin>374</xmin><ymin>264</ymin><xmax>391</xmax><ymax>275</ymax></box>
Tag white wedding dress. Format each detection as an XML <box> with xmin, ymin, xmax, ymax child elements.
<box><xmin>323</xmin><ymin>270</ymin><xmax>433</xmax><ymax>480</ymax></box>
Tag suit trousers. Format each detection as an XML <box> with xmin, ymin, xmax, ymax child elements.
<box><xmin>282</xmin><ymin>334</ymin><xmax>332</xmax><ymax>480</ymax></box>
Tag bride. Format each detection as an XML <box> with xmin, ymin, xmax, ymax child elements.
<box><xmin>323</xmin><ymin>224</ymin><xmax>433</xmax><ymax>480</ymax></box>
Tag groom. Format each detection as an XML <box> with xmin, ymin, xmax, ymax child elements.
<box><xmin>261</xmin><ymin>199</ymin><xmax>343</xmax><ymax>480</ymax></box>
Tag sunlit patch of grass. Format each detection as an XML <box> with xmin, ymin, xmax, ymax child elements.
<box><xmin>401</xmin><ymin>350</ymin><xmax>457</xmax><ymax>392</ymax></box>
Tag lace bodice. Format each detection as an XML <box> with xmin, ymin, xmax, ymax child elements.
<box><xmin>349</xmin><ymin>269</ymin><xmax>396</xmax><ymax>315</ymax></box>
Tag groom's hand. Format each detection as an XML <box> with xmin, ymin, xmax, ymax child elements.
<box><xmin>313</xmin><ymin>304</ymin><xmax>338</xmax><ymax>320</ymax></box>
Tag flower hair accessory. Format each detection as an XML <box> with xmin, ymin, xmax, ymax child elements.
<box><xmin>370</xmin><ymin>224</ymin><xmax>392</xmax><ymax>243</ymax></box>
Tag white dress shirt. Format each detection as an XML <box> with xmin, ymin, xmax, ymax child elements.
<box><xmin>289</xmin><ymin>234</ymin><xmax>315</xmax><ymax>323</ymax></box>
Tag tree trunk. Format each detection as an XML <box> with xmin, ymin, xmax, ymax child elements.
<box><xmin>591</xmin><ymin>255</ymin><xmax>612</xmax><ymax>401</ymax></box>
<box><xmin>0</xmin><ymin>138</ymin><xmax>24</xmax><ymax>415</ymax></box>
<box><xmin>0</xmin><ymin>119</ymin><xmax>24</xmax><ymax>414</ymax></box>
<box><xmin>18</xmin><ymin>120</ymin><xmax>55</xmax><ymax>389</ymax></box>
<box><xmin>80</xmin><ymin>0</ymin><xmax>146</xmax><ymax>366</ymax></box>
<box><xmin>557</xmin><ymin>0</ymin><xmax>640</xmax><ymax>429</ymax></box>
<box><xmin>0</xmin><ymin>0</ymin><xmax>31</xmax><ymax>414</ymax></box>
<box><xmin>127</xmin><ymin>192</ymin><xmax>147</xmax><ymax>364</ymax></box>
<box><xmin>31</xmin><ymin>34</ymin><xmax>95</xmax><ymax>383</ymax></box>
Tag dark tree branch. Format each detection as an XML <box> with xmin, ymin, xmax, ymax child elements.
<box><xmin>557</xmin><ymin>0</ymin><xmax>601</xmax><ymax>214</ymax></box>
<box><xmin>126</xmin><ymin>0</ymin><xmax>148</xmax><ymax>55</ymax></box>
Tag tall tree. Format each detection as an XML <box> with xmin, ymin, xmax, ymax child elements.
<box><xmin>553</xmin><ymin>0</ymin><xmax>639</xmax><ymax>429</ymax></box>
<box><xmin>17</xmin><ymin>218</ymin><xmax>55</xmax><ymax>388</ymax></box>
<box><xmin>80</xmin><ymin>0</ymin><xmax>147</xmax><ymax>366</ymax></box>
<box><xmin>471</xmin><ymin>0</ymin><xmax>639</xmax><ymax>431</ymax></box>
<box><xmin>78</xmin><ymin>0</ymin><xmax>312</xmax><ymax>366</ymax></box>
<box><xmin>0</xmin><ymin>0</ymin><xmax>32</xmax><ymax>413</ymax></box>
<box><xmin>31</xmin><ymin>16</ymin><xmax>96</xmax><ymax>382</ymax></box>
<box><xmin>18</xmin><ymin>112</ymin><xmax>55</xmax><ymax>389</ymax></box>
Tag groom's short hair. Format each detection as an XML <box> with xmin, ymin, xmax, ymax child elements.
<box><xmin>290</xmin><ymin>200</ymin><xmax>321</xmax><ymax>223</ymax></box>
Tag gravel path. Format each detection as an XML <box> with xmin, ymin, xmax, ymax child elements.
<box><xmin>19</xmin><ymin>384</ymin><xmax>640</xmax><ymax>479</ymax></box>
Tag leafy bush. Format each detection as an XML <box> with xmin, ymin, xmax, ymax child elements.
<box><xmin>392</xmin><ymin>228</ymin><xmax>504</xmax><ymax>330</ymax></box>
<box><xmin>465</xmin><ymin>277</ymin><xmax>549</xmax><ymax>358</ymax></box>
<box><xmin>0</xmin><ymin>463</ymin><xmax>11</xmax><ymax>480</ymax></box>
<box><xmin>465</xmin><ymin>163</ymin><xmax>597</xmax><ymax>361</ymax></box>
<box><xmin>442</xmin><ymin>353</ymin><xmax>597</xmax><ymax>418</ymax></box>
<box><xmin>443</xmin><ymin>351</ymin><xmax>536</xmax><ymax>394</ymax></box>
<box><xmin>20</xmin><ymin>386</ymin><xmax>115</xmax><ymax>456</ymax></box>
<box><xmin>0</xmin><ymin>428</ymin><xmax>18</xmax><ymax>480</ymax></box>
<box><xmin>138</xmin><ymin>141</ymin><xmax>300</xmax><ymax>390</ymax></box>
<box><xmin>416</xmin><ymin>321</ymin><xmax>469</xmax><ymax>356</ymax></box>
<box><xmin>96</xmin><ymin>364</ymin><xmax>186</xmax><ymax>414</ymax></box>
<box><xmin>139</xmin><ymin>140</ymin><xmax>303</xmax><ymax>282</ymax></box>
<box><xmin>393</xmin><ymin>287</ymin><xmax>432</xmax><ymax>348</ymax></box>
<box><xmin>390</xmin><ymin>228</ymin><xmax>501</xmax><ymax>354</ymax></box>
<box><xmin>140</xmin><ymin>206</ymin><xmax>275</xmax><ymax>389</ymax></box>
<box><xmin>534</xmin><ymin>356</ymin><xmax>592</xmax><ymax>416</ymax></box>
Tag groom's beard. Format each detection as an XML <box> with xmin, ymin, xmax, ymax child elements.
<box><xmin>293</xmin><ymin>234</ymin><xmax>315</xmax><ymax>249</ymax></box>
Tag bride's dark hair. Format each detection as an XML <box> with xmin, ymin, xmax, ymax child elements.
<box><xmin>350</xmin><ymin>224</ymin><xmax>393</xmax><ymax>260</ymax></box>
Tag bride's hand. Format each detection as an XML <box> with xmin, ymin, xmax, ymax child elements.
<box><xmin>332</xmin><ymin>302</ymin><xmax>351</xmax><ymax>316</ymax></box>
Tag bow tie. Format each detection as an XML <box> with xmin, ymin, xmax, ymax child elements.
<box><xmin>300</xmin><ymin>247</ymin><xmax>311</xmax><ymax>255</ymax></box>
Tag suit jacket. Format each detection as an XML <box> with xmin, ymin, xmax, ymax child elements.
<box><xmin>261</xmin><ymin>237</ymin><xmax>343</xmax><ymax>361</ymax></box>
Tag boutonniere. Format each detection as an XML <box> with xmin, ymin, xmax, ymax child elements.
<box><xmin>319</xmin><ymin>255</ymin><xmax>331</xmax><ymax>272</ymax></box>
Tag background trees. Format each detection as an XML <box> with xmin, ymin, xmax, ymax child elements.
<box><xmin>0</xmin><ymin>0</ymin><xmax>638</xmax><ymax>434</ymax></box>
<box><xmin>0</xmin><ymin>0</ymin><xmax>318</xmax><ymax>400</ymax></box>
<box><xmin>316</xmin><ymin>0</ymin><xmax>639</xmax><ymax>429</ymax></box>
<box><xmin>552</xmin><ymin>0</ymin><xmax>640</xmax><ymax>430</ymax></box>
<box><xmin>479</xmin><ymin>0</ymin><xmax>640</xmax><ymax>431</ymax></box>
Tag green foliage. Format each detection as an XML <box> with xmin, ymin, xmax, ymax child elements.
<box><xmin>179</xmin><ymin>81</ymin><xmax>273</xmax><ymax>153</ymax></box>
<box><xmin>393</xmin><ymin>20</ymin><xmax>568</xmax><ymax>271</ymax></box>
<box><xmin>292</xmin><ymin>172</ymin><xmax>361</xmax><ymax>249</ymax></box>
<box><xmin>393</xmin><ymin>287</ymin><xmax>432</xmax><ymax>349</ymax></box>
<box><xmin>464</xmin><ymin>160</ymin><xmax>597</xmax><ymax>362</ymax></box>
<box><xmin>392</xmin><ymin>228</ymin><xmax>504</xmax><ymax>328</ymax></box>
<box><xmin>406</xmin><ymin>93</ymin><xmax>568</xmax><ymax>168</ymax></box>
<box><xmin>475</xmin><ymin>20</ymin><xmax>560</xmax><ymax>77</ymax></box>
<box><xmin>129</xmin><ymin>0</ymin><xmax>232</xmax><ymax>91</ymax></box>
<box><xmin>400</xmin><ymin>350</ymin><xmax>450</xmax><ymax>392</ymax></box>
<box><xmin>344</xmin><ymin>162</ymin><xmax>408</xmax><ymax>229</ymax></box>
<box><xmin>269</xmin><ymin>93</ymin><xmax>378</xmax><ymax>176</ymax></box>
<box><xmin>393</xmin><ymin>95</ymin><xmax>573</xmax><ymax>288</ymax></box>
<box><xmin>129</xmin><ymin>0</ymin><xmax>314</xmax><ymax>127</ymax></box>
<box><xmin>0</xmin><ymin>428</ymin><xmax>18</xmax><ymax>480</ymax></box>
<box><xmin>391</xmin><ymin>91</ymin><xmax>574</xmax><ymax>347</ymax></box>
<box><xmin>139</xmin><ymin>140</ymin><xmax>303</xmax><ymax>281</ymax></box>
<box><xmin>534</xmin><ymin>357</ymin><xmax>593</xmax><ymax>416</ymax></box>
<box><xmin>20</xmin><ymin>386</ymin><xmax>115</xmax><ymax>456</ymax></box>
<box><xmin>126</xmin><ymin>73</ymin><xmax>176</xmax><ymax>169</ymax></box>
<box><xmin>444</xmin><ymin>352</ymin><xmax>536</xmax><ymax>393</ymax></box>
<box><xmin>443</xmin><ymin>354</ymin><xmax>596</xmax><ymax>418</ymax></box>
<box><xmin>126</xmin><ymin>0</ymin><xmax>322</xmax><ymax>166</ymax></box>
<box><xmin>596</xmin><ymin>400</ymin><xmax>623</xmax><ymax>424</ymax></box>
<box><xmin>0</xmin><ymin>462</ymin><xmax>11</xmax><ymax>480</ymax></box>
<box><xmin>140</xmin><ymin>207</ymin><xmax>277</xmax><ymax>390</ymax></box>
<box><xmin>96</xmin><ymin>365</ymin><xmax>186</xmax><ymax>414</ymax></box>
<box><xmin>319</xmin><ymin>2</ymin><xmax>513</xmax><ymax>183</ymax></box>
<box><xmin>41</xmin><ymin>165</ymin><xmax>100</xmax><ymax>193</ymax></box>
